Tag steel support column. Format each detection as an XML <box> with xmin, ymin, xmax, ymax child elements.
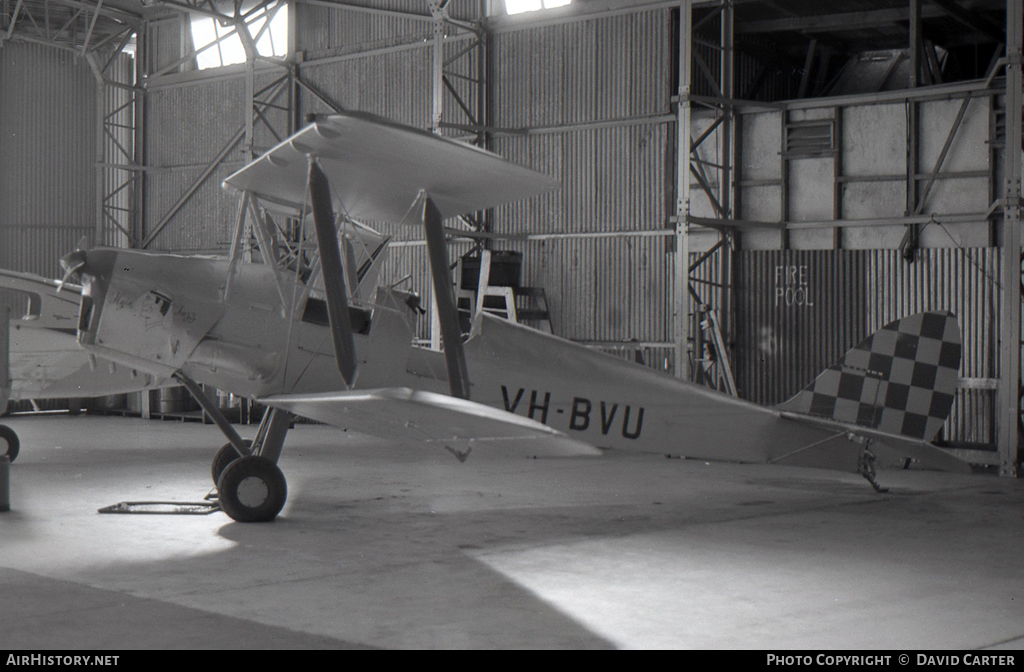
<box><xmin>83</xmin><ymin>23</ymin><xmax>144</xmax><ymax>249</ymax></box>
<box><xmin>674</xmin><ymin>0</ymin><xmax>735</xmax><ymax>385</ymax></box>
<box><xmin>430</xmin><ymin>0</ymin><xmax>445</xmax><ymax>134</ymax></box>
<box><xmin>674</xmin><ymin>0</ymin><xmax>693</xmax><ymax>379</ymax></box>
<box><xmin>999</xmin><ymin>0</ymin><xmax>1022</xmax><ymax>476</ymax></box>
<box><xmin>909</xmin><ymin>0</ymin><xmax>921</xmax><ymax>88</ymax></box>
<box><xmin>425</xmin><ymin>0</ymin><xmax>490</xmax><ymax>348</ymax></box>
<box><xmin>133</xmin><ymin>28</ymin><xmax>145</xmax><ymax>247</ymax></box>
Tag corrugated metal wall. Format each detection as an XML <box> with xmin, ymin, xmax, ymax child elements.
<box><xmin>735</xmin><ymin>248</ymin><xmax>1000</xmax><ymax>444</ymax></box>
<box><xmin>0</xmin><ymin>40</ymin><xmax>96</xmax><ymax>320</ymax></box>
<box><xmin>143</xmin><ymin>71</ymin><xmax>290</xmax><ymax>251</ymax></box>
<box><xmin>298</xmin><ymin>47</ymin><xmax>433</xmax><ymax>126</ymax></box>
<box><xmin>296</xmin><ymin>0</ymin><xmax>433</xmax><ymax>56</ymax></box>
<box><xmin>0</xmin><ymin>41</ymin><xmax>96</xmax><ymax>240</ymax></box>
<box><xmin>478</xmin><ymin>8</ymin><xmax>674</xmax><ymax>348</ymax></box>
<box><xmin>147</xmin><ymin>15</ymin><xmax>188</xmax><ymax>76</ymax></box>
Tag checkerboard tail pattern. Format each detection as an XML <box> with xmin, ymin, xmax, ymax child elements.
<box><xmin>776</xmin><ymin>312</ymin><xmax>961</xmax><ymax>441</ymax></box>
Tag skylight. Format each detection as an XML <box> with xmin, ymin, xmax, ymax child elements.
<box><xmin>190</xmin><ymin>1</ymin><xmax>288</xmax><ymax>70</ymax></box>
<box><xmin>505</xmin><ymin>0</ymin><xmax>571</xmax><ymax>15</ymax></box>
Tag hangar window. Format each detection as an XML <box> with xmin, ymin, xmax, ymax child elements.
<box><xmin>190</xmin><ymin>1</ymin><xmax>288</xmax><ymax>70</ymax></box>
<box><xmin>505</xmin><ymin>0</ymin><xmax>570</xmax><ymax>15</ymax></box>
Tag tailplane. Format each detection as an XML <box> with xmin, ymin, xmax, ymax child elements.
<box><xmin>776</xmin><ymin>312</ymin><xmax>961</xmax><ymax>443</ymax></box>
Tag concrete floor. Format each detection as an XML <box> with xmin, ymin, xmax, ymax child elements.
<box><xmin>0</xmin><ymin>414</ymin><xmax>1023</xmax><ymax>650</ymax></box>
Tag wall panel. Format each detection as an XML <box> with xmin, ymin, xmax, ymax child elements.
<box><xmin>143</xmin><ymin>72</ymin><xmax>290</xmax><ymax>250</ymax></box>
<box><xmin>735</xmin><ymin>248</ymin><xmax>999</xmax><ymax>444</ymax></box>
<box><xmin>0</xmin><ymin>41</ymin><xmax>96</xmax><ymax>231</ymax></box>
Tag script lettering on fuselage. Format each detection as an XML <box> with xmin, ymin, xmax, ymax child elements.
<box><xmin>102</xmin><ymin>287</ymin><xmax>202</xmax><ymax>338</ymax></box>
<box><xmin>105</xmin><ymin>290</ymin><xmax>136</xmax><ymax>312</ymax></box>
<box><xmin>500</xmin><ymin>386</ymin><xmax>644</xmax><ymax>440</ymax></box>
<box><xmin>173</xmin><ymin>304</ymin><xmax>197</xmax><ymax>324</ymax></box>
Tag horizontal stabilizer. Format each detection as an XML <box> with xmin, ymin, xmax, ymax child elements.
<box><xmin>776</xmin><ymin>312</ymin><xmax>961</xmax><ymax>444</ymax></box>
<box><xmin>777</xmin><ymin>411</ymin><xmax>972</xmax><ymax>474</ymax></box>
<box><xmin>222</xmin><ymin>112</ymin><xmax>558</xmax><ymax>222</ymax></box>
<box><xmin>261</xmin><ymin>387</ymin><xmax>601</xmax><ymax>457</ymax></box>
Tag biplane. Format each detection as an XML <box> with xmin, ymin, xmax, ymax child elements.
<box><xmin>48</xmin><ymin>111</ymin><xmax>968</xmax><ymax>522</ymax></box>
<box><xmin>0</xmin><ymin>269</ymin><xmax>167</xmax><ymax>462</ymax></box>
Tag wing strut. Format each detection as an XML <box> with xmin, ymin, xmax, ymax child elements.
<box><xmin>419</xmin><ymin>191</ymin><xmax>471</xmax><ymax>400</ymax></box>
<box><xmin>308</xmin><ymin>159</ymin><xmax>357</xmax><ymax>386</ymax></box>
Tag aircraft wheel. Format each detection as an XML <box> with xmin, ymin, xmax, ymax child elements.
<box><xmin>211</xmin><ymin>439</ymin><xmax>253</xmax><ymax>486</ymax></box>
<box><xmin>0</xmin><ymin>425</ymin><xmax>19</xmax><ymax>463</ymax></box>
<box><xmin>217</xmin><ymin>456</ymin><xmax>286</xmax><ymax>523</ymax></box>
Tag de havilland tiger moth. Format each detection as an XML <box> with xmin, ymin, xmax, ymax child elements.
<box><xmin>8</xmin><ymin>111</ymin><xmax>968</xmax><ymax>522</ymax></box>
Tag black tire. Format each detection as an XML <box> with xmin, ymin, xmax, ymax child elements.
<box><xmin>211</xmin><ymin>439</ymin><xmax>253</xmax><ymax>486</ymax></box>
<box><xmin>217</xmin><ymin>455</ymin><xmax>287</xmax><ymax>523</ymax></box>
<box><xmin>0</xmin><ymin>425</ymin><xmax>19</xmax><ymax>463</ymax></box>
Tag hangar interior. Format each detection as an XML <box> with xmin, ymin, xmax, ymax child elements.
<box><xmin>1</xmin><ymin>0</ymin><xmax>1024</xmax><ymax>650</ymax></box>
<box><xmin>0</xmin><ymin>0</ymin><xmax>1020</xmax><ymax>468</ymax></box>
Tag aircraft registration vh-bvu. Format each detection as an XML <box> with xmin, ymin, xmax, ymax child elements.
<box><xmin>47</xmin><ymin>111</ymin><xmax>970</xmax><ymax>522</ymax></box>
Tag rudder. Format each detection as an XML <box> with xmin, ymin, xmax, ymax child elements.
<box><xmin>776</xmin><ymin>312</ymin><xmax>961</xmax><ymax>442</ymax></box>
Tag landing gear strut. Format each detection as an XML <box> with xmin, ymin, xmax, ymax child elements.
<box><xmin>0</xmin><ymin>425</ymin><xmax>18</xmax><ymax>463</ymax></box>
<box><xmin>173</xmin><ymin>372</ymin><xmax>293</xmax><ymax>522</ymax></box>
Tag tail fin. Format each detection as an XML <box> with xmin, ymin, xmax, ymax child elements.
<box><xmin>776</xmin><ymin>312</ymin><xmax>961</xmax><ymax>442</ymax></box>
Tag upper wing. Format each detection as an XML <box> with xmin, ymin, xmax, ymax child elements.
<box><xmin>221</xmin><ymin>111</ymin><xmax>558</xmax><ymax>222</ymax></box>
<box><xmin>777</xmin><ymin>411</ymin><xmax>972</xmax><ymax>474</ymax></box>
<box><xmin>260</xmin><ymin>387</ymin><xmax>601</xmax><ymax>458</ymax></box>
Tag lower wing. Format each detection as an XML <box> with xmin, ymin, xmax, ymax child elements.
<box><xmin>260</xmin><ymin>387</ymin><xmax>602</xmax><ymax>458</ymax></box>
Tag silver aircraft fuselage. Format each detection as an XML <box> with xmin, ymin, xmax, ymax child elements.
<box><xmin>72</xmin><ymin>247</ymin><xmax>908</xmax><ymax>472</ymax></box>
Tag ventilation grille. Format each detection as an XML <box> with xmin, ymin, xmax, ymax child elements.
<box><xmin>785</xmin><ymin>119</ymin><xmax>836</xmax><ymax>157</ymax></box>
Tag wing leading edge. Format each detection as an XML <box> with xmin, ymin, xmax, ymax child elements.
<box><xmin>261</xmin><ymin>387</ymin><xmax>602</xmax><ymax>458</ymax></box>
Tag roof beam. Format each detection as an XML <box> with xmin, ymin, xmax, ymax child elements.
<box><xmin>296</xmin><ymin>0</ymin><xmax>433</xmax><ymax>22</ymax></box>
<box><xmin>736</xmin><ymin>6</ymin><xmax>947</xmax><ymax>35</ymax></box>
<box><xmin>46</xmin><ymin>0</ymin><xmax>140</xmax><ymax>23</ymax></box>
<box><xmin>928</xmin><ymin>0</ymin><xmax>1004</xmax><ymax>43</ymax></box>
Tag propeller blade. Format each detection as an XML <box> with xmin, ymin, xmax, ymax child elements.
<box><xmin>57</xmin><ymin>249</ymin><xmax>88</xmax><ymax>292</ymax></box>
<box><xmin>420</xmin><ymin>191</ymin><xmax>471</xmax><ymax>400</ymax></box>
<box><xmin>59</xmin><ymin>250</ymin><xmax>87</xmax><ymax>274</ymax></box>
<box><xmin>308</xmin><ymin>159</ymin><xmax>357</xmax><ymax>386</ymax></box>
